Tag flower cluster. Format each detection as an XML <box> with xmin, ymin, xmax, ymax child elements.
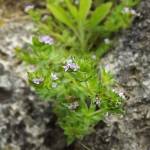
<box><xmin>68</xmin><ymin>101</ymin><xmax>79</xmax><ymax>110</ymax></box>
<box><xmin>32</xmin><ymin>77</ymin><xmax>44</xmax><ymax>85</ymax></box>
<box><xmin>112</xmin><ymin>89</ymin><xmax>125</xmax><ymax>99</ymax></box>
<box><xmin>39</xmin><ymin>35</ymin><xmax>54</xmax><ymax>45</ymax></box>
<box><xmin>104</xmin><ymin>38</ymin><xmax>111</xmax><ymax>44</ymax></box>
<box><xmin>94</xmin><ymin>97</ymin><xmax>101</xmax><ymax>106</ymax></box>
<box><xmin>63</xmin><ymin>58</ymin><xmax>80</xmax><ymax>72</ymax></box>
<box><xmin>51</xmin><ymin>72</ymin><xmax>58</xmax><ymax>88</ymax></box>
<box><xmin>51</xmin><ymin>73</ymin><xmax>58</xmax><ymax>81</ymax></box>
<box><xmin>122</xmin><ymin>7</ymin><xmax>140</xmax><ymax>16</ymax></box>
<box><xmin>19</xmin><ymin>0</ymin><xmax>139</xmax><ymax>144</ymax></box>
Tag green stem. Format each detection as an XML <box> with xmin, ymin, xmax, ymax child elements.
<box><xmin>79</xmin><ymin>141</ymin><xmax>91</xmax><ymax>150</ymax></box>
<box><xmin>90</xmin><ymin>109</ymin><xmax>106</xmax><ymax>116</ymax></box>
<box><xmin>78</xmin><ymin>21</ymin><xmax>86</xmax><ymax>51</ymax></box>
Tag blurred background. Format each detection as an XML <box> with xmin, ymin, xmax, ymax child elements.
<box><xmin>0</xmin><ymin>0</ymin><xmax>150</xmax><ymax>150</ymax></box>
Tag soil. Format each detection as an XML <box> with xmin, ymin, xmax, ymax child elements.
<box><xmin>0</xmin><ymin>0</ymin><xmax>150</xmax><ymax>150</ymax></box>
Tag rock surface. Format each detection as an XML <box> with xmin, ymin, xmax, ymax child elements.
<box><xmin>0</xmin><ymin>0</ymin><xmax>150</xmax><ymax>150</ymax></box>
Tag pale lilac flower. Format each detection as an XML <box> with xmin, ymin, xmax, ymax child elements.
<box><xmin>122</xmin><ymin>7</ymin><xmax>130</xmax><ymax>14</ymax></box>
<box><xmin>68</xmin><ymin>101</ymin><xmax>79</xmax><ymax>110</ymax></box>
<box><xmin>118</xmin><ymin>92</ymin><xmax>125</xmax><ymax>99</ymax></box>
<box><xmin>39</xmin><ymin>35</ymin><xmax>54</xmax><ymax>45</ymax></box>
<box><xmin>74</xmin><ymin>0</ymin><xmax>79</xmax><ymax>5</ymax></box>
<box><xmin>32</xmin><ymin>77</ymin><xmax>44</xmax><ymax>85</ymax></box>
<box><xmin>52</xmin><ymin>82</ymin><xmax>58</xmax><ymax>88</ymax></box>
<box><xmin>104</xmin><ymin>38</ymin><xmax>110</xmax><ymax>44</ymax></box>
<box><xmin>94</xmin><ymin>97</ymin><xmax>101</xmax><ymax>105</ymax></box>
<box><xmin>63</xmin><ymin>58</ymin><xmax>79</xmax><ymax>72</ymax></box>
<box><xmin>41</xmin><ymin>14</ymin><xmax>49</xmax><ymax>21</ymax></box>
<box><xmin>130</xmin><ymin>9</ymin><xmax>140</xmax><ymax>16</ymax></box>
<box><xmin>122</xmin><ymin>7</ymin><xmax>140</xmax><ymax>17</ymax></box>
<box><xmin>24</xmin><ymin>4</ymin><xmax>34</xmax><ymax>12</ymax></box>
<box><xmin>63</xmin><ymin>65</ymin><xmax>69</xmax><ymax>72</ymax></box>
<box><xmin>130</xmin><ymin>9</ymin><xmax>136</xmax><ymax>15</ymax></box>
<box><xmin>112</xmin><ymin>89</ymin><xmax>125</xmax><ymax>99</ymax></box>
<box><xmin>66</xmin><ymin>59</ymin><xmax>73</xmax><ymax>64</ymax></box>
<box><xmin>51</xmin><ymin>73</ymin><xmax>58</xmax><ymax>81</ymax></box>
<box><xmin>112</xmin><ymin>89</ymin><xmax>116</xmax><ymax>92</ymax></box>
<box><xmin>92</xmin><ymin>54</ymin><xmax>96</xmax><ymax>60</ymax></box>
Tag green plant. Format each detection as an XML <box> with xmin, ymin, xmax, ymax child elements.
<box><xmin>27</xmin><ymin>0</ymin><xmax>139</xmax><ymax>55</ymax></box>
<box><xmin>17</xmin><ymin>0</ymin><xmax>140</xmax><ymax>145</ymax></box>
<box><xmin>17</xmin><ymin>38</ymin><xmax>124</xmax><ymax>144</ymax></box>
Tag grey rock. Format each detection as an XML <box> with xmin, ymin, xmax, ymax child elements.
<box><xmin>0</xmin><ymin>73</ymin><xmax>13</xmax><ymax>91</ymax></box>
<box><xmin>0</xmin><ymin>63</ymin><xmax>4</xmax><ymax>75</ymax></box>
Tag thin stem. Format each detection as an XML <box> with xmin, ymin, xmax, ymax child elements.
<box><xmin>79</xmin><ymin>141</ymin><xmax>91</xmax><ymax>150</ymax></box>
<box><xmin>87</xmin><ymin>32</ymin><xmax>100</xmax><ymax>51</ymax></box>
<box><xmin>78</xmin><ymin>21</ymin><xmax>86</xmax><ymax>51</ymax></box>
<box><xmin>90</xmin><ymin>109</ymin><xmax>106</xmax><ymax>116</ymax></box>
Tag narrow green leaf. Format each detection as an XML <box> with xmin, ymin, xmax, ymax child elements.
<box><xmin>79</xmin><ymin>0</ymin><xmax>92</xmax><ymax>21</ymax></box>
<box><xmin>122</xmin><ymin>0</ymin><xmax>140</xmax><ymax>6</ymax></box>
<box><xmin>88</xmin><ymin>2</ymin><xmax>112</xmax><ymax>29</ymax></box>
<box><xmin>65</xmin><ymin>0</ymin><xmax>78</xmax><ymax>19</ymax></box>
<box><xmin>47</xmin><ymin>4</ymin><xmax>74</xmax><ymax>30</ymax></box>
